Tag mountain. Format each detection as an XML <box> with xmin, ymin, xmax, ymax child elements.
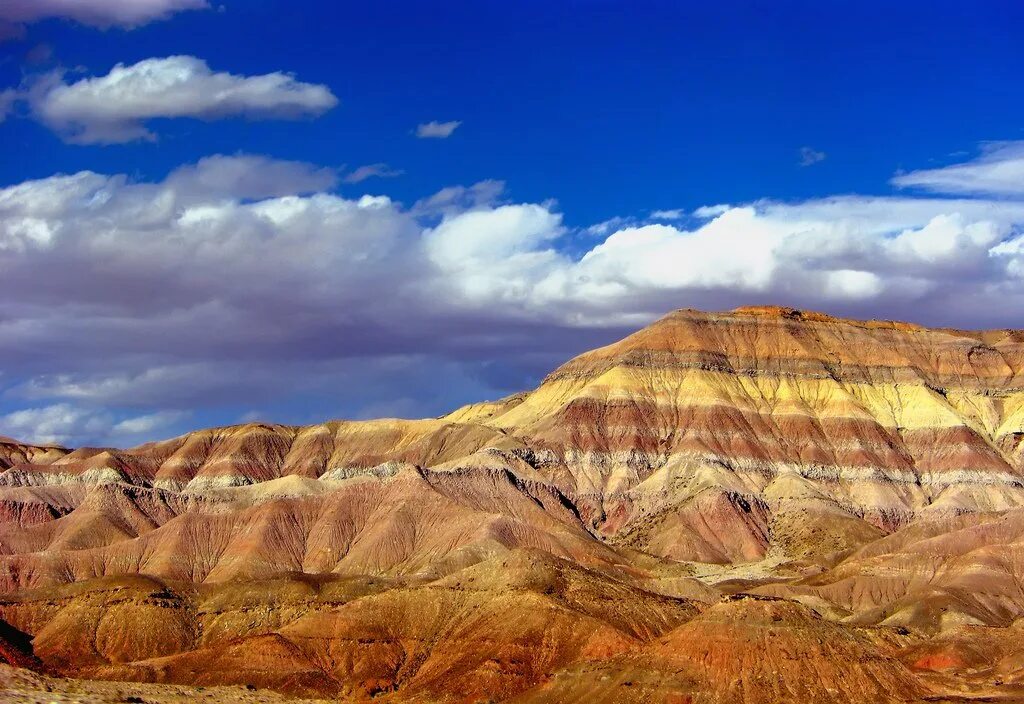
<box><xmin>2</xmin><ymin>306</ymin><xmax>1024</xmax><ymax>702</ymax></box>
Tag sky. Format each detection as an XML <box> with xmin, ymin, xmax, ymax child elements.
<box><xmin>1</xmin><ymin>0</ymin><xmax>1024</xmax><ymax>447</ymax></box>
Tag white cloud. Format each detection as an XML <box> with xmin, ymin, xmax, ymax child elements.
<box><xmin>343</xmin><ymin>163</ymin><xmax>403</xmax><ymax>184</ymax></box>
<box><xmin>0</xmin><ymin>403</ymin><xmax>184</xmax><ymax>446</ymax></box>
<box><xmin>14</xmin><ymin>366</ymin><xmax>220</xmax><ymax>406</ymax></box>
<box><xmin>2</xmin><ymin>149</ymin><xmax>1024</xmax><ymax>445</ymax></box>
<box><xmin>693</xmin><ymin>204</ymin><xmax>731</xmax><ymax>218</ymax></box>
<box><xmin>576</xmin><ymin>210</ymin><xmax>787</xmax><ymax>292</ymax></box>
<box><xmin>110</xmin><ymin>410</ymin><xmax>185</xmax><ymax>436</ymax></box>
<box><xmin>427</xmin><ymin>204</ymin><xmax>564</xmax><ymax>267</ymax></box>
<box><xmin>0</xmin><ymin>0</ymin><xmax>206</xmax><ymax>29</ymax></box>
<box><xmin>416</xmin><ymin>120</ymin><xmax>461</xmax><ymax>138</ymax></box>
<box><xmin>0</xmin><ymin>404</ymin><xmax>108</xmax><ymax>446</ymax></box>
<box><xmin>2</xmin><ymin>155</ymin><xmax>1022</xmax><ymax>331</ymax></box>
<box><xmin>799</xmin><ymin>146</ymin><xmax>827</xmax><ymax>167</ymax></box>
<box><xmin>825</xmin><ymin>269</ymin><xmax>884</xmax><ymax>299</ymax></box>
<box><xmin>585</xmin><ymin>216</ymin><xmax>632</xmax><ymax>236</ymax></box>
<box><xmin>25</xmin><ymin>56</ymin><xmax>338</xmax><ymax>144</ymax></box>
<box><xmin>893</xmin><ymin>141</ymin><xmax>1024</xmax><ymax>196</ymax></box>
<box><xmin>650</xmin><ymin>209</ymin><xmax>685</xmax><ymax>220</ymax></box>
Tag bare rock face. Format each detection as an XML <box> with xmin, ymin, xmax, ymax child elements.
<box><xmin>3</xmin><ymin>307</ymin><xmax>1024</xmax><ymax>702</ymax></box>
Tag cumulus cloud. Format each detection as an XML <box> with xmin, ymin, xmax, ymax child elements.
<box><xmin>2</xmin><ymin>150</ymin><xmax>1024</xmax><ymax>445</ymax></box>
<box><xmin>425</xmin><ymin>205</ymin><xmax>566</xmax><ymax>307</ymax></box>
<box><xmin>343</xmin><ymin>163</ymin><xmax>404</xmax><ymax>184</ymax></box>
<box><xmin>416</xmin><ymin>120</ymin><xmax>461</xmax><ymax>138</ymax></box>
<box><xmin>23</xmin><ymin>56</ymin><xmax>338</xmax><ymax>144</ymax></box>
<box><xmin>0</xmin><ymin>0</ymin><xmax>206</xmax><ymax>29</ymax></box>
<box><xmin>799</xmin><ymin>146</ymin><xmax>827</xmax><ymax>166</ymax></box>
<box><xmin>893</xmin><ymin>141</ymin><xmax>1024</xmax><ymax>196</ymax></box>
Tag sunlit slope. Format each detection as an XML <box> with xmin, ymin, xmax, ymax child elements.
<box><xmin>475</xmin><ymin>307</ymin><xmax>1024</xmax><ymax>555</ymax></box>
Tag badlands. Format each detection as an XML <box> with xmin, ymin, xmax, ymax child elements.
<box><xmin>2</xmin><ymin>306</ymin><xmax>1024</xmax><ymax>702</ymax></box>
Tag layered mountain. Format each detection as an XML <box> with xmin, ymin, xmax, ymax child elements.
<box><xmin>3</xmin><ymin>306</ymin><xmax>1024</xmax><ymax>702</ymax></box>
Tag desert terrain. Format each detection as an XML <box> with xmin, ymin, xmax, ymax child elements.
<box><xmin>3</xmin><ymin>306</ymin><xmax>1024</xmax><ymax>702</ymax></box>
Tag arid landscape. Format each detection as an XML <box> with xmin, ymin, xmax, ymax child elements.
<box><xmin>4</xmin><ymin>2</ymin><xmax>1024</xmax><ymax>701</ymax></box>
<box><xmin>2</xmin><ymin>306</ymin><xmax>1024</xmax><ymax>702</ymax></box>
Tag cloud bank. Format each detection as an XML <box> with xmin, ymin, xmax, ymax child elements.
<box><xmin>1</xmin><ymin>145</ymin><xmax>1023</xmax><ymax>445</ymax></box>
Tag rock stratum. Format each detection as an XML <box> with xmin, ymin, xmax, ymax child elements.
<box><xmin>3</xmin><ymin>306</ymin><xmax>1024</xmax><ymax>702</ymax></box>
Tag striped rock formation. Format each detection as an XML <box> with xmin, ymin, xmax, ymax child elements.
<box><xmin>3</xmin><ymin>306</ymin><xmax>1024</xmax><ymax>702</ymax></box>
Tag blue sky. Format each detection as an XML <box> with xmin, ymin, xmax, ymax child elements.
<box><xmin>6</xmin><ymin>1</ymin><xmax>1024</xmax><ymax>219</ymax></box>
<box><xmin>2</xmin><ymin>1</ymin><xmax>1024</xmax><ymax>446</ymax></box>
